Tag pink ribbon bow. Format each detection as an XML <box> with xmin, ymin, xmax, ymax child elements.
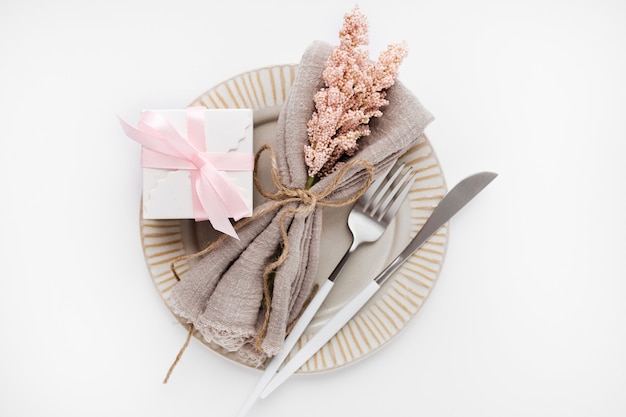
<box><xmin>119</xmin><ymin>106</ymin><xmax>253</xmax><ymax>239</ymax></box>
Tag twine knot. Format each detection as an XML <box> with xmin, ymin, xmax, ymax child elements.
<box><xmin>289</xmin><ymin>189</ymin><xmax>317</xmax><ymax>206</ymax></box>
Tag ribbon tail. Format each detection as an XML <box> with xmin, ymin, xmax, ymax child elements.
<box><xmin>199</xmin><ymin>168</ymin><xmax>251</xmax><ymax>222</ymax></box>
<box><xmin>192</xmin><ymin>172</ymin><xmax>240</xmax><ymax>240</ymax></box>
<box><xmin>218</xmin><ymin>188</ymin><xmax>252</xmax><ymax>222</ymax></box>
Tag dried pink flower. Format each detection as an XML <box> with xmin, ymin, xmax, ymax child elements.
<box><xmin>304</xmin><ymin>6</ymin><xmax>408</xmax><ymax>184</ymax></box>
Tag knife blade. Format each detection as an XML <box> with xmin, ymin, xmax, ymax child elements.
<box><xmin>259</xmin><ymin>171</ymin><xmax>497</xmax><ymax>398</ymax></box>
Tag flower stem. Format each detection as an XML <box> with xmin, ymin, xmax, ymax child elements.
<box><xmin>305</xmin><ymin>175</ymin><xmax>316</xmax><ymax>190</ymax></box>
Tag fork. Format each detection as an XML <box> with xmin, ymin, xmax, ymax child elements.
<box><xmin>236</xmin><ymin>161</ymin><xmax>419</xmax><ymax>417</ymax></box>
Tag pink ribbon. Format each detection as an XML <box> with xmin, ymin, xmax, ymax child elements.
<box><xmin>119</xmin><ymin>106</ymin><xmax>253</xmax><ymax>239</ymax></box>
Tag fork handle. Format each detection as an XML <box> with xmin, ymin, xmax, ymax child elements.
<box><xmin>328</xmin><ymin>241</ymin><xmax>356</xmax><ymax>283</ymax></box>
<box><xmin>235</xmin><ymin>279</ymin><xmax>335</xmax><ymax>417</ymax></box>
<box><xmin>260</xmin><ymin>280</ymin><xmax>382</xmax><ymax>398</ymax></box>
<box><xmin>236</xmin><ymin>245</ymin><xmax>354</xmax><ymax>416</ymax></box>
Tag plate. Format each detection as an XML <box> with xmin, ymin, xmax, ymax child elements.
<box><xmin>139</xmin><ymin>64</ymin><xmax>448</xmax><ymax>373</ymax></box>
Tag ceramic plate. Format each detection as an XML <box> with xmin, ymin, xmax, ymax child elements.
<box><xmin>139</xmin><ymin>64</ymin><xmax>448</xmax><ymax>373</ymax></box>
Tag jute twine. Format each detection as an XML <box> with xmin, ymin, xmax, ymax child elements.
<box><xmin>163</xmin><ymin>144</ymin><xmax>373</xmax><ymax>383</ymax></box>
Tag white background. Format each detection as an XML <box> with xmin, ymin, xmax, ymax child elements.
<box><xmin>1</xmin><ymin>0</ymin><xmax>625</xmax><ymax>416</ymax></box>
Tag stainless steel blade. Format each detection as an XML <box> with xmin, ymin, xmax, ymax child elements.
<box><xmin>375</xmin><ymin>171</ymin><xmax>498</xmax><ymax>286</ymax></box>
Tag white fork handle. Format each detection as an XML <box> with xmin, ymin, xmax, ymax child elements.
<box><xmin>235</xmin><ymin>279</ymin><xmax>335</xmax><ymax>417</ymax></box>
<box><xmin>260</xmin><ymin>280</ymin><xmax>381</xmax><ymax>398</ymax></box>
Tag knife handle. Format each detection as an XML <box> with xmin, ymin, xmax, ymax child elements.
<box><xmin>260</xmin><ymin>280</ymin><xmax>381</xmax><ymax>398</ymax></box>
<box><xmin>235</xmin><ymin>279</ymin><xmax>335</xmax><ymax>417</ymax></box>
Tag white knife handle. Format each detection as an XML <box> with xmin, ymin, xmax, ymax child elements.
<box><xmin>260</xmin><ymin>280</ymin><xmax>381</xmax><ymax>398</ymax></box>
<box><xmin>235</xmin><ymin>279</ymin><xmax>335</xmax><ymax>417</ymax></box>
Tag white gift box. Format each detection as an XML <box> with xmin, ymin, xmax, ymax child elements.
<box><xmin>141</xmin><ymin>108</ymin><xmax>254</xmax><ymax>220</ymax></box>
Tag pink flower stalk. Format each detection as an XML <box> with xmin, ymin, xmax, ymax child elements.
<box><xmin>304</xmin><ymin>7</ymin><xmax>408</xmax><ymax>184</ymax></box>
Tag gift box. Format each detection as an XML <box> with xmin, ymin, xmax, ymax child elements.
<box><xmin>121</xmin><ymin>107</ymin><xmax>254</xmax><ymax>238</ymax></box>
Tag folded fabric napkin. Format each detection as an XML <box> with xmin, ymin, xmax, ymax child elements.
<box><xmin>168</xmin><ymin>40</ymin><xmax>434</xmax><ymax>367</ymax></box>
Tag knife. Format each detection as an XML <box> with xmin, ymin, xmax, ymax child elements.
<box><xmin>259</xmin><ymin>171</ymin><xmax>497</xmax><ymax>398</ymax></box>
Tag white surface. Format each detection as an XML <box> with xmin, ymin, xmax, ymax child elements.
<box><xmin>1</xmin><ymin>0</ymin><xmax>625</xmax><ymax>416</ymax></box>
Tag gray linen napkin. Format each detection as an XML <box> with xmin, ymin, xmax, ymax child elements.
<box><xmin>168</xmin><ymin>40</ymin><xmax>433</xmax><ymax>367</ymax></box>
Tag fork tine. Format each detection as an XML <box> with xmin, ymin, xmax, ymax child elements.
<box><xmin>373</xmin><ymin>166</ymin><xmax>412</xmax><ymax>215</ymax></box>
<box><xmin>375</xmin><ymin>168</ymin><xmax>419</xmax><ymax>222</ymax></box>
<box><xmin>362</xmin><ymin>162</ymin><xmax>406</xmax><ymax>213</ymax></box>
<box><xmin>359</xmin><ymin>162</ymin><xmax>397</xmax><ymax>208</ymax></box>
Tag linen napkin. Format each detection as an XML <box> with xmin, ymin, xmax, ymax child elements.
<box><xmin>168</xmin><ymin>40</ymin><xmax>434</xmax><ymax>367</ymax></box>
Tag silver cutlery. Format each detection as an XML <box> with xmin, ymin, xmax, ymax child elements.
<box><xmin>260</xmin><ymin>171</ymin><xmax>498</xmax><ymax>397</ymax></box>
<box><xmin>236</xmin><ymin>161</ymin><xmax>419</xmax><ymax>417</ymax></box>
